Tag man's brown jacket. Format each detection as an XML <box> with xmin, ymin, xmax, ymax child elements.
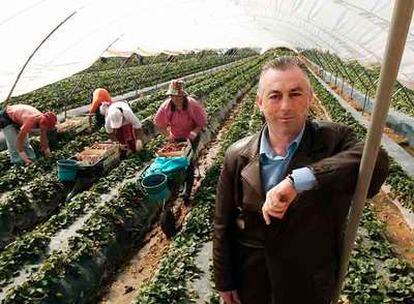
<box><xmin>213</xmin><ymin>120</ymin><xmax>389</xmax><ymax>303</ymax></box>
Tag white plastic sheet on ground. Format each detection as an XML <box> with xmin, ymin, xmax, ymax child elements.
<box><xmin>0</xmin><ymin>0</ymin><xmax>413</xmax><ymax>103</ymax></box>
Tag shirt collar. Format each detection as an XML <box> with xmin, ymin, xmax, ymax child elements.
<box><xmin>260</xmin><ymin>124</ymin><xmax>305</xmax><ymax>160</ymax></box>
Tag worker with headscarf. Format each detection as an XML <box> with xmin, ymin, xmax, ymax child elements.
<box><xmin>0</xmin><ymin>104</ymin><xmax>57</xmax><ymax>166</ymax></box>
<box><xmin>89</xmin><ymin>88</ymin><xmax>112</xmax><ymax>128</ymax></box>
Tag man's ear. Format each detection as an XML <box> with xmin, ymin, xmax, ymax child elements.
<box><xmin>308</xmin><ymin>88</ymin><xmax>314</xmax><ymax>106</ymax></box>
<box><xmin>256</xmin><ymin>95</ymin><xmax>263</xmax><ymax>111</ymax></box>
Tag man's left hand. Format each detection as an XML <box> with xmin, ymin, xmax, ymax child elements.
<box><xmin>262</xmin><ymin>178</ymin><xmax>297</xmax><ymax>224</ymax></box>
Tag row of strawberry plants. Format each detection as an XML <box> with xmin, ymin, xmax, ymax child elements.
<box><xmin>0</xmin><ymin>56</ymin><xmax>267</xmax><ymax>252</ymax></box>
<box><xmin>308</xmin><ymin>73</ymin><xmax>414</xmax><ymax>212</ymax></box>
<box><xmin>303</xmin><ymin>49</ymin><xmax>414</xmax><ymax>117</ymax></box>
<box><xmin>135</xmin><ymin>86</ymin><xmax>262</xmax><ymax>303</ymax></box>
<box><xmin>84</xmin><ymin>49</ymin><xmax>257</xmax><ymax>73</ymax></box>
<box><xmin>0</xmin><ymin>55</ymin><xmax>265</xmax><ymax>303</ymax></box>
<box><xmin>308</xmin><ymin>71</ymin><xmax>414</xmax><ymax>303</ymax></box>
<box><xmin>343</xmin><ymin>206</ymin><xmax>414</xmax><ymax>303</ymax></box>
<box><xmin>10</xmin><ymin>53</ymin><xmax>255</xmax><ymax>113</ymax></box>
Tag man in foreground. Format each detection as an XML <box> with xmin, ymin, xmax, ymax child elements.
<box><xmin>213</xmin><ymin>56</ymin><xmax>389</xmax><ymax>304</ymax></box>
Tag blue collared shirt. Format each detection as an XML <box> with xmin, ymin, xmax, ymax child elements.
<box><xmin>259</xmin><ymin>126</ymin><xmax>317</xmax><ymax>194</ymax></box>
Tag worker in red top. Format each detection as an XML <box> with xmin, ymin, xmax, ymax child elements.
<box><xmin>154</xmin><ymin>79</ymin><xmax>207</xmax><ymax>144</ymax></box>
<box><xmin>154</xmin><ymin>79</ymin><xmax>207</xmax><ymax>204</ymax></box>
<box><xmin>0</xmin><ymin>104</ymin><xmax>57</xmax><ymax>166</ymax></box>
<box><xmin>89</xmin><ymin>88</ymin><xmax>112</xmax><ymax>128</ymax></box>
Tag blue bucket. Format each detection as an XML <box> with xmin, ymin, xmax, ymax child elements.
<box><xmin>141</xmin><ymin>173</ymin><xmax>171</xmax><ymax>203</ymax></box>
<box><xmin>57</xmin><ymin>159</ymin><xmax>78</xmax><ymax>182</ymax></box>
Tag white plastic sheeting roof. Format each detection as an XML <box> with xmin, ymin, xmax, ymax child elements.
<box><xmin>0</xmin><ymin>0</ymin><xmax>413</xmax><ymax>102</ymax></box>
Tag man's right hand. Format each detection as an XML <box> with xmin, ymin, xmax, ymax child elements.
<box><xmin>18</xmin><ymin>151</ymin><xmax>32</xmax><ymax>165</ymax></box>
<box><xmin>219</xmin><ymin>290</ymin><xmax>241</xmax><ymax>304</ymax></box>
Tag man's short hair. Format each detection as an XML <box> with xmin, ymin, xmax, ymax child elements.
<box><xmin>261</xmin><ymin>56</ymin><xmax>302</xmax><ymax>72</ymax></box>
<box><xmin>257</xmin><ymin>56</ymin><xmax>309</xmax><ymax>96</ymax></box>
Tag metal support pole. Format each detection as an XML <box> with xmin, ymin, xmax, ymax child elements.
<box><xmin>332</xmin><ymin>1</ymin><xmax>414</xmax><ymax>303</ymax></box>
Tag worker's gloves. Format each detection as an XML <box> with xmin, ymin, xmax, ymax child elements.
<box><xmin>188</xmin><ymin>131</ymin><xmax>198</xmax><ymax>141</ymax></box>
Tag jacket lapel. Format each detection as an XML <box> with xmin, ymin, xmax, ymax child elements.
<box><xmin>240</xmin><ymin>129</ymin><xmax>265</xmax><ymax>203</ymax></box>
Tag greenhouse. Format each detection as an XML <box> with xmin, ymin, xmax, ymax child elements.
<box><xmin>0</xmin><ymin>1</ymin><xmax>413</xmax><ymax>303</ymax></box>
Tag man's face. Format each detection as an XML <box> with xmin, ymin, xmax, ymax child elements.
<box><xmin>256</xmin><ymin>66</ymin><xmax>312</xmax><ymax>134</ymax></box>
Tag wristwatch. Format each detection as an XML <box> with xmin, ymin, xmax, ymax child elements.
<box><xmin>286</xmin><ymin>174</ymin><xmax>296</xmax><ymax>190</ymax></box>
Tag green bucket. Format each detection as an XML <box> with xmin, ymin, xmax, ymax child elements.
<box><xmin>57</xmin><ymin>159</ymin><xmax>78</xmax><ymax>182</ymax></box>
<box><xmin>141</xmin><ymin>173</ymin><xmax>171</xmax><ymax>202</ymax></box>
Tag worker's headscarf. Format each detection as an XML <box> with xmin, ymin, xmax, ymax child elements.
<box><xmin>99</xmin><ymin>102</ymin><xmax>111</xmax><ymax>116</ymax></box>
<box><xmin>39</xmin><ymin>111</ymin><xmax>57</xmax><ymax>129</ymax></box>
<box><xmin>90</xmin><ymin>88</ymin><xmax>112</xmax><ymax>113</ymax></box>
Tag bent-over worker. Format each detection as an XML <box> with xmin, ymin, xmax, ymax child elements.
<box><xmin>0</xmin><ymin>104</ymin><xmax>57</xmax><ymax>166</ymax></box>
<box><xmin>103</xmin><ymin>101</ymin><xmax>143</xmax><ymax>153</ymax></box>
